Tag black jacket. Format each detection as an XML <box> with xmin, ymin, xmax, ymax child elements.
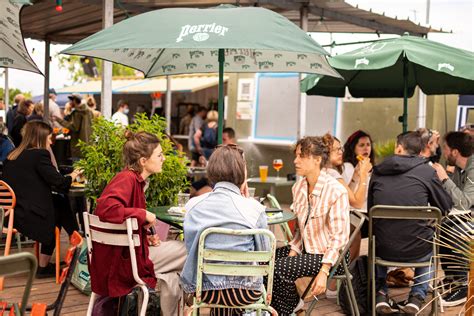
<box><xmin>2</xmin><ymin>149</ymin><xmax>72</xmax><ymax>245</ymax></box>
<box><xmin>6</xmin><ymin>105</ymin><xmax>17</xmax><ymax>135</ymax></box>
<box><xmin>11</xmin><ymin>114</ymin><xmax>27</xmax><ymax>147</ymax></box>
<box><xmin>368</xmin><ymin>155</ymin><xmax>453</xmax><ymax>261</ymax></box>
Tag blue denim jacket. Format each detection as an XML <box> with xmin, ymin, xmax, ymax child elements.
<box><xmin>181</xmin><ymin>182</ymin><xmax>269</xmax><ymax>293</ymax></box>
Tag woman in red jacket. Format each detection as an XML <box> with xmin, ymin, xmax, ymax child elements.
<box><xmin>90</xmin><ymin>131</ymin><xmax>186</xmax><ymax>316</ymax></box>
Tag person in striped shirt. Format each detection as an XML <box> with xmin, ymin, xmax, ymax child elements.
<box><xmin>270</xmin><ymin>134</ymin><xmax>350</xmax><ymax>315</ymax></box>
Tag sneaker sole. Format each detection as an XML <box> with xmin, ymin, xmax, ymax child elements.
<box><xmin>400</xmin><ymin>303</ymin><xmax>420</xmax><ymax>314</ymax></box>
<box><xmin>376</xmin><ymin>303</ymin><xmax>396</xmax><ymax>314</ymax></box>
<box><xmin>441</xmin><ymin>297</ymin><xmax>467</xmax><ymax>307</ymax></box>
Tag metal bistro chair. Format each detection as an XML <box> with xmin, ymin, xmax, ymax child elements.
<box><xmin>266</xmin><ymin>194</ymin><xmax>294</xmax><ymax>244</ymax></box>
<box><xmin>0</xmin><ymin>252</ymin><xmax>37</xmax><ymax>316</ymax></box>
<box><xmin>368</xmin><ymin>205</ymin><xmax>442</xmax><ymax>316</ymax></box>
<box><xmin>0</xmin><ymin>180</ymin><xmax>22</xmax><ymax>291</ymax></box>
<box><xmin>83</xmin><ymin>213</ymin><xmax>150</xmax><ymax>316</ymax></box>
<box><xmin>301</xmin><ymin>211</ymin><xmax>366</xmax><ymax>316</ymax></box>
<box><xmin>188</xmin><ymin>227</ymin><xmax>277</xmax><ymax>316</ymax></box>
<box><xmin>26</xmin><ymin>231</ymin><xmax>83</xmax><ymax>316</ymax></box>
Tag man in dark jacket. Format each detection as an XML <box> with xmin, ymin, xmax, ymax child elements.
<box><xmin>6</xmin><ymin>94</ymin><xmax>24</xmax><ymax>135</ymax></box>
<box><xmin>368</xmin><ymin>131</ymin><xmax>452</xmax><ymax>314</ymax></box>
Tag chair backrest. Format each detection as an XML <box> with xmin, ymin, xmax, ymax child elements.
<box><xmin>0</xmin><ymin>252</ymin><xmax>37</xmax><ymax>315</ymax></box>
<box><xmin>368</xmin><ymin>205</ymin><xmax>442</xmax><ymax>257</ymax></box>
<box><xmin>0</xmin><ymin>180</ymin><xmax>15</xmax><ymax>214</ymax></box>
<box><xmin>368</xmin><ymin>205</ymin><xmax>442</xmax><ymax>236</ymax></box>
<box><xmin>196</xmin><ymin>227</ymin><xmax>276</xmax><ymax>305</ymax></box>
<box><xmin>329</xmin><ymin>211</ymin><xmax>366</xmax><ymax>277</ymax></box>
<box><xmin>266</xmin><ymin>194</ymin><xmax>281</xmax><ymax>209</ymax></box>
<box><xmin>82</xmin><ymin>212</ymin><xmax>144</xmax><ymax>286</ymax></box>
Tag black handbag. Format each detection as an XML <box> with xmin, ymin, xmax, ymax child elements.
<box><xmin>119</xmin><ymin>287</ymin><xmax>161</xmax><ymax>316</ymax></box>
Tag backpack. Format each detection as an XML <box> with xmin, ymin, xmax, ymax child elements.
<box><xmin>71</xmin><ymin>242</ymin><xmax>92</xmax><ymax>294</ymax></box>
<box><xmin>338</xmin><ymin>255</ymin><xmax>369</xmax><ymax>315</ymax></box>
<box><xmin>200</xmin><ymin>124</ymin><xmax>217</xmax><ymax>149</ymax></box>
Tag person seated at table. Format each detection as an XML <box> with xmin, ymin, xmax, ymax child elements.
<box><xmin>417</xmin><ymin>128</ymin><xmax>442</xmax><ymax>163</ymax></box>
<box><xmin>2</xmin><ymin>121</ymin><xmax>81</xmax><ymax>278</ymax></box>
<box><xmin>181</xmin><ymin>143</ymin><xmax>270</xmax><ymax>315</ymax></box>
<box><xmin>369</xmin><ymin>131</ymin><xmax>452</xmax><ymax>314</ymax></box>
<box><xmin>325</xmin><ymin>135</ymin><xmax>371</xmax><ymax>296</ymax></box>
<box><xmin>341</xmin><ymin>131</ymin><xmax>375</xmax><ymax>205</ymax></box>
<box><xmin>90</xmin><ymin>131</ymin><xmax>186</xmax><ymax>316</ymax></box>
<box><xmin>431</xmin><ymin>131</ymin><xmax>473</xmax><ymax>306</ymax></box>
<box><xmin>190</xmin><ymin>127</ymin><xmax>237</xmax><ymax>197</ymax></box>
<box><xmin>270</xmin><ymin>134</ymin><xmax>350</xmax><ymax>315</ymax></box>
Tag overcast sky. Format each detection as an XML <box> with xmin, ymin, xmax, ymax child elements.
<box><xmin>1</xmin><ymin>0</ymin><xmax>473</xmax><ymax>96</ymax></box>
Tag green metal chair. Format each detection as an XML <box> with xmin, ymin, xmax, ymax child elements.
<box><xmin>266</xmin><ymin>194</ymin><xmax>293</xmax><ymax>244</ymax></box>
<box><xmin>368</xmin><ymin>205</ymin><xmax>442</xmax><ymax>316</ymax></box>
<box><xmin>0</xmin><ymin>252</ymin><xmax>37</xmax><ymax>316</ymax></box>
<box><xmin>301</xmin><ymin>211</ymin><xmax>366</xmax><ymax>316</ymax></box>
<box><xmin>188</xmin><ymin>227</ymin><xmax>277</xmax><ymax>316</ymax></box>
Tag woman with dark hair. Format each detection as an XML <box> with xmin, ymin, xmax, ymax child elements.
<box><xmin>181</xmin><ymin>144</ymin><xmax>269</xmax><ymax>315</ymax></box>
<box><xmin>270</xmin><ymin>134</ymin><xmax>350</xmax><ymax>315</ymax></box>
<box><xmin>11</xmin><ymin>99</ymin><xmax>34</xmax><ymax>146</ymax></box>
<box><xmin>341</xmin><ymin>130</ymin><xmax>374</xmax><ymax>210</ymax></box>
<box><xmin>90</xmin><ymin>131</ymin><xmax>186</xmax><ymax>316</ymax></box>
<box><xmin>2</xmin><ymin>121</ymin><xmax>80</xmax><ymax>277</ymax></box>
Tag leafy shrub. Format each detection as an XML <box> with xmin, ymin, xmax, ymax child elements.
<box><xmin>75</xmin><ymin>113</ymin><xmax>189</xmax><ymax>207</ymax></box>
<box><xmin>373</xmin><ymin>140</ymin><xmax>396</xmax><ymax>164</ymax></box>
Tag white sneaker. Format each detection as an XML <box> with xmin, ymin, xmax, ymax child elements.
<box><xmin>293</xmin><ymin>298</ymin><xmax>305</xmax><ymax>313</ymax></box>
<box><xmin>325</xmin><ymin>288</ymin><xmax>338</xmax><ymax>299</ymax></box>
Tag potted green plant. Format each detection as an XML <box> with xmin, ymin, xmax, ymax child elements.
<box><xmin>75</xmin><ymin>113</ymin><xmax>189</xmax><ymax>208</ymax></box>
<box><xmin>373</xmin><ymin>140</ymin><xmax>396</xmax><ymax>164</ymax></box>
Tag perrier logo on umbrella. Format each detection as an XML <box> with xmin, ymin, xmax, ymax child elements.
<box><xmin>176</xmin><ymin>23</ymin><xmax>229</xmax><ymax>43</ymax></box>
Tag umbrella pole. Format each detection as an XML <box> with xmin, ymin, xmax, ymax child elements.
<box><xmin>402</xmin><ymin>58</ymin><xmax>408</xmax><ymax>133</ymax></box>
<box><xmin>217</xmin><ymin>49</ymin><xmax>225</xmax><ymax>144</ymax></box>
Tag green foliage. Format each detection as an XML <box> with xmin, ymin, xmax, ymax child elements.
<box><xmin>75</xmin><ymin>113</ymin><xmax>189</xmax><ymax>208</ymax></box>
<box><xmin>373</xmin><ymin>140</ymin><xmax>396</xmax><ymax>164</ymax></box>
<box><xmin>0</xmin><ymin>87</ymin><xmax>32</xmax><ymax>104</ymax></box>
<box><xmin>57</xmin><ymin>55</ymin><xmax>137</xmax><ymax>83</ymax></box>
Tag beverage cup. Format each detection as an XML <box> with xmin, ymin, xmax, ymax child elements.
<box><xmin>177</xmin><ymin>192</ymin><xmax>190</xmax><ymax>207</ymax></box>
<box><xmin>259</xmin><ymin>165</ymin><xmax>268</xmax><ymax>182</ymax></box>
<box><xmin>248</xmin><ymin>187</ymin><xmax>256</xmax><ymax>198</ymax></box>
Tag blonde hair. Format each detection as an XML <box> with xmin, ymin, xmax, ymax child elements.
<box><xmin>33</xmin><ymin>102</ymin><xmax>44</xmax><ymax>116</ymax></box>
<box><xmin>206</xmin><ymin>110</ymin><xmax>218</xmax><ymax>122</ymax></box>
<box><xmin>8</xmin><ymin>121</ymin><xmax>53</xmax><ymax>160</ymax></box>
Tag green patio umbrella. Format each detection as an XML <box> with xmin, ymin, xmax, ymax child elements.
<box><xmin>61</xmin><ymin>4</ymin><xmax>341</xmax><ymax>142</ymax></box>
<box><xmin>0</xmin><ymin>0</ymin><xmax>42</xmax><ymax>74</ymax></box>
<box><xmin>301</xmin><ymin>34</ymin><xmax>474</xmax><ymax>132</ymax></box>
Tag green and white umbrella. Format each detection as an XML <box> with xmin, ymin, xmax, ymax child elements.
<box><xmin>301</xmin><ymin>34</ymin><xmax>474</xmax><ymax>132</ymax></box>
<box><xmin>0</xmin><ymin>0</ymin><xmax>42</xmax><ymax>74</ymax></box>
<box><xmin>61</xmin><ymin>4</ymin><xmax>341</xmax><ymax>142</ymax></box>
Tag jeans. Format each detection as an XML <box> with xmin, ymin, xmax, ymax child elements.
<box><xmin>376</xmin><ymin>251</ymin><xmax>433</xmax><ymax>299</ymax></box>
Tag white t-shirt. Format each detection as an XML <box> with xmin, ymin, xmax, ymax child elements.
<box><xmin>49</xmin><ymin>99</ymin><xmax>62</xmax><ymax>128</ymax></box>
<box><xmin>111</xmin><ymin>111</ymin><xmax>129</xmax><ymax>126</ymax></box>
<box><xmin>342</xmin><ymin>162</ymin><xmax>370</xmax><ymax>210</ymax></box>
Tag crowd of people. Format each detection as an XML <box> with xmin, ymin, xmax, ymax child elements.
<box><xmin>0</xmin><ymin>92</ymin><xmax>472</xmax><ymax>315</ymax></box>
<box><xmin>88</xmin><ymin>124</ymin><xmax>471</xmax><ymax>315</ymax></box>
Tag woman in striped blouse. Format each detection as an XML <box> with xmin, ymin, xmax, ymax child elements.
<box><xmin>270</xmin><ymin>135</ymin><xmax>350</xmax><ymax>315</ymax></box>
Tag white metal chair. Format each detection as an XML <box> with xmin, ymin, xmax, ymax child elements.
<box><xmin>83</xmin><ymin>212</ymin><xmax>149</xmax><ymax>316</ymax></box>
<box><xmin>187</xmin><ymin>227</ymin><xmax>277</xmax><ymax>316</ymax></box>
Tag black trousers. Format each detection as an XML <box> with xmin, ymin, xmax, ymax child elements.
<box><xmin>270</xmin><ymin>246</ymin><xmax>348</xmax><ymax>315</ymax></box>
<box><xmin>40</xmin><ymin>193</ymin><xmax>79</xmax><ymax>256</ymax></box>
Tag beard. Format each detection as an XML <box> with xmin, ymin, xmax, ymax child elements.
<box><xmin>446</xmin><ymin>154</ymin><xmax>456</xmax><ymax>166</ymax></box>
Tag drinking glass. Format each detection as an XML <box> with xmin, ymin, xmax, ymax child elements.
<box><xmin>273</xmin><ymin>159</ymin><xmax>283</xmax><ymax>178</ymax></box>
<box><xmin>259</xmin><ymin>165</ymin><xmax>268</xmax><ymax>182</ymax></box>
<box><xmin>177</xmin><ymin>192</ymin><xmax>190</xmax><ymax>207</ymax></box>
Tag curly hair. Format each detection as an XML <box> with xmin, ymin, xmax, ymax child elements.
<box><xmin>295</xmin><ymin>133</ymin><xmax>333</xmax><ymax>169</ymax></box>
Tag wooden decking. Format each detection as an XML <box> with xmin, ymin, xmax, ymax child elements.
<box><xmin>0</xmin><ymin>241</ymin><xmax>465</xmax><ymax>316</ymax></box>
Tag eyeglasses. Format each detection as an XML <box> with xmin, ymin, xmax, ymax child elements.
<box><xmin>332</xmin><ymin>147</ymin><xmax>344</xmax><ymax>153</ymax></box>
